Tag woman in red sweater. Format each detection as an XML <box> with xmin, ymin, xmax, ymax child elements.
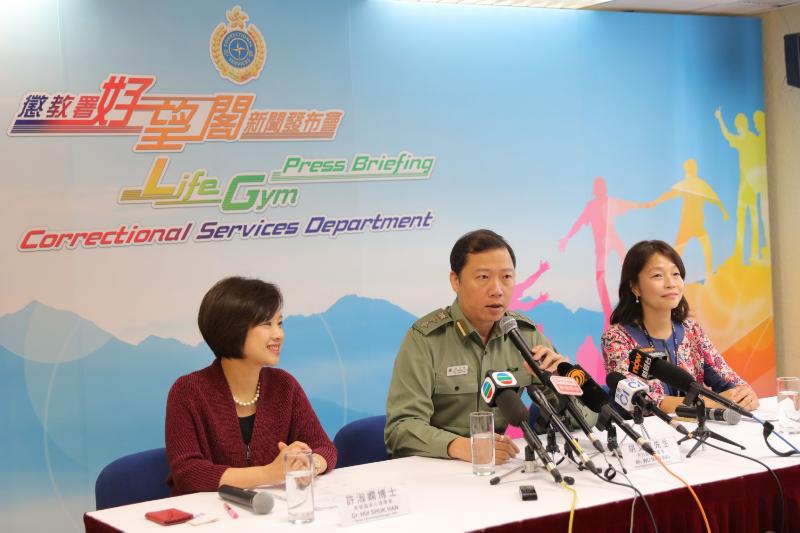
<box><xmin>165</xmin><ymin>277</ymin><xmax>337</xmax><ymax>495</ymax></box>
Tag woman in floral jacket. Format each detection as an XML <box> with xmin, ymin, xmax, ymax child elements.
<box><xmin>602</xmin><ymin>240</ymin><xmax>759</xmax><ymax>413</ymax></box>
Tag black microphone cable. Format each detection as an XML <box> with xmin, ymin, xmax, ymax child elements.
<box><xmin>553</xmin><ymin>439</ymin><xmax>659</xmax><ymax>533</ymax></box>
<box><xmin>588</xmin><ymin>462</ymin><xmax>659</xmax><ymax>533</ymax></box>
<box><xmin>750</xmin><ymin>414</ymin><xmax>800</xmax><ymax>457</ymax></box>
<box><xmin>689</xmin><ymin>438</ymin><xmax>785</xmax><ymax>533</ymax></box>
<box><xmin>612</xmin><ymin>429</ymin><xmax>711</xmax><ymax>533</ymax></box>
<box><xmin>598</xmin><ymin>452</ymin><xmax>645</xmax><ymax>533</ymax></box>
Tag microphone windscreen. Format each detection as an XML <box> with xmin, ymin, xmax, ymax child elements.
<box><xmin>650</xmin><ymin>358</ymin><xmax>695</xmax><ymax>392</ymax></box>
<box><xmin>605</xmin><ymin>371</ymin><xmax>626</xmax><ymax>393</ymax></box>
<box><xmin>252</xmin><ymin>491</ymin><xmax>275</xmax><ymax>514</ymax></box>
<box><xmin>499</xmin><ymin>316</ymin><xmax>517</xmax><ymax>335</ymax></box>
<box><xmin>557</xmin><ymin>363</ymin><xmax>608</xmax><ymax>413</ymax></box>
<box><xmin>556</xmin><ymin>361</ymin><xmax>573</xmax><ymax>377</ymax></box>
<box><xmin>495</xmin><ymin>389</ymin><xmax>528</xmax><ymax>427</ymax></box>
<box><xmin>576</xmin><ymin>383</ymin><xmax>608</xmax><ymax>413</ymax></box>
<box><xmin>219</xmin><ymin>484</ymin><xmax>275</xmax><ymax>515</ymax></box>
<box><xmin>722</xmin><ymin>408</ymin><xmax>742</xmax><ymax>425</ymax></box>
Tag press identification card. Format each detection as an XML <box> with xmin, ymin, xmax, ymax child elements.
<box><xmin>337</xmin><ymin>486</ymin><xmax>410</xmax><ymax>526</ymax></box>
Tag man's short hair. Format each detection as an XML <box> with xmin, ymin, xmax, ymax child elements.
<box><xmin>449</xmin><ymin>229</ymin><xmax>516</xmax><ymax>277</ymax></box>
<box><xmin>197</xmin><ymin>276</ymin><xmax>283</xmax><ymax>359</ymax></box>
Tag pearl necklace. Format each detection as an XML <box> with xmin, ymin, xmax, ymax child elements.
<box><xmin>233</xmin><ymin>381</ymin><xmax>260</xmax><ymax>407</ymax></box>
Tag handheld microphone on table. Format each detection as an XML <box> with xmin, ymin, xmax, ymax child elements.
<box><xmin>627</xmin><ymin>349</ymin><xmax>754</xmax><ymax>419</ymax></box>
<box><xmin>674</xmin><ymin>404</ymin><xmax>742</xmax><ymax>425</ymax></box>
<box><xmin>499</xmin><ymin>316</ymin><xmax>605</xmax><ymax>453</ymax></box>
<box><xmin>218</xmin><ymin>485</ymin><xmax>275</xmax><ymax>514</ymax></box>
<box><xmin>481</xmin><ymin>370</ymin><xmax>563</xmax><ymax>483</ymax></box>
<box><xmin>556</xmin><ymin>362</ymin><xmax>656</xmax><ymax>456</ymax></box>
<box><xmin>606</xmin><ymin>371</ymin><xmax>690</xmax><ymax>436</ymax></box>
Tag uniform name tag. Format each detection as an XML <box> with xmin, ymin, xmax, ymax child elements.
<box><xmin>446</xmin><ymin>365</ymin><xmax>468</xmax><ymax>377</ymax></box>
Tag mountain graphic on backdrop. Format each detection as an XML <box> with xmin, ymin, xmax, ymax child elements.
<box><xmin>0</xmin><ymin>297</ymin><xmax>603</xmax><ymax>511</ymax></box>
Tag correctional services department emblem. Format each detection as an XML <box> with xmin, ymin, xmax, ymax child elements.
<box><xmin>210</xmin><ymin>6</ymin><xmax>266</xmax><ymax>85</ymax></box>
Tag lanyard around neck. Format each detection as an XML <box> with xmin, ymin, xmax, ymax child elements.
<box><xmin>640</xmin><ymin>321</ymin><xmax>680</xmax><ymax>396</ymax></box>
<box><xmin>640</xmin><ymin>321</ymin><xmax>679</xmax><ymax>359</ymax></box>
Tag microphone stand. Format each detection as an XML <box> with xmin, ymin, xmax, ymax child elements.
<box><xmin>681</xmin><ymin>378</ymin><xmax>799</xmax><ymax>457</ymax></box>
<box><xmin>606</xmin><ymin>425</ymin><xmax>623</xmax><ymax>459</ymax></box>
<box><xmin>632</xmin><ymin>405</ymin><xmax>652</xmax><ymax>441</ymax></box>
<box><xmin>530</xmin><ymin>388</ymin><xmax>599</xmax><ymax>473</ymax></box>
<box><xmin>538</xmin><ymin>411</ymin><xmax>581</xmax><ymax>470</ymax></box>
<box><xmin>677</xmin><ymin>397</ymin><xmax>745</xmax><ymax>457</ymax></box>
<box><xmin>489</xmin><ymin>445</ymin><xmax>535</xmax><ymax>486</ymax></box>
<box><xmin>546</xmin><ymin>426</ymin><xmax>559</xmax><ymax>457</ymax></box>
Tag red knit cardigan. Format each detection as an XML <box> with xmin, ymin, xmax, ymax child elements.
<box><xmin>165</xmin><ymin>358</ymin><xmax>337</xmax><ymax>495</ymax></box>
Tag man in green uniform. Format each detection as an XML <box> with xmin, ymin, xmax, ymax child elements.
<box><xmin>385</xmin><ymin>229</ymin><xmax>593</xmax><ymax>464</ymax></box>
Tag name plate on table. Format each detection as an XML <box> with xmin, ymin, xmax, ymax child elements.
<box><xmin>337</xmin><ymin>486</ymin><xmax>410</xmax><ymax>526</ymax></box>
<box><xmin>621</xmin><ymin>435</ymin><xmax>683</xmax><ymax>470</ymax></box>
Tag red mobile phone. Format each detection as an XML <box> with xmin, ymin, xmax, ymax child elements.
<box><xmin>144</xmin><ymin>508</ymin><xmax>193</xmax><ymax>526</ymax></box>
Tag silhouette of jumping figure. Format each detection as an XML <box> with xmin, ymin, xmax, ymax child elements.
<box><xmin>509</xmin><ymin>260</ymin><xmax>550</xmax><ymax>312</ymax></box>
<box><xmin>559</xmin><ymin>177</ymin><xmax>646</xmax><ymax>328</ymax></box>
<box><xmin>643</xmin><ymin>158</ymin><xmax>728</xmax><ymax>280</ymax></box>
<box><xmin>715</xmin><ymin>107</ymin><xmax>768</xmax><ymax>263</ymax></box>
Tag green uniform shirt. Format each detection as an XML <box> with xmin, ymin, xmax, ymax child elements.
<box><xmin>385</xmin><ymin>300</ymin><xmax>596</xmax><ymax>459</ymax></box>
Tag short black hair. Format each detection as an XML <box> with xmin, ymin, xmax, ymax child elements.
<box><xmin>609</xmin><ymin>240</ymin><xmax>689</xmax><ymax>326</ymax></box>
<box><xmin>197</xmin><ymin>277</ymin><xmax>283</xmax><ymax>359</ymax></box>
<box><xmin>450</xmin><ymin>229</ymin><xmax>516</xmax><ymax>277</ymax></box>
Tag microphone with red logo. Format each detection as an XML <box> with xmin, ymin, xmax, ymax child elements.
<box><xmin>556</xmin><ymin>362</ymin><xmax>656</xmax><ymax>456</ymax></box>
<box><xmin>499</xmin><ymin>316</ymin><xmax>605</xmax><ymax>453</ymax></box>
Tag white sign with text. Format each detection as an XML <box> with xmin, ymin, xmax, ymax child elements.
<box><xmin>337</xmin><ymin>486</ymin><xmax>410</xmax><ymax>526</ymax></box>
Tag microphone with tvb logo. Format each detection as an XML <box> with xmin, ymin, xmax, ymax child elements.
<box><xmin>480</xmin><ymin>370</ymin><xmax>521</xmax><ymax>412</ymax></box>
<box><xmin>481</xmin><ymin>370</ymin><xmax>563</xmax><ymax>484</ymax></box>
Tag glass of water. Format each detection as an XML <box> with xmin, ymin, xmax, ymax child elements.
<box><xmin>470</xmin><ymin>411</ymin><xmax>495</xmax><ymax>476</ymax></box>
<box><xmin>284</xmin><ymin>449</ymin><xmax>315</xmax><ymax>524</ymax></box>
<box><xmin>777</xmin><ymin>377</ymin><xmax>800</xmax><ymax>434</ymax></box>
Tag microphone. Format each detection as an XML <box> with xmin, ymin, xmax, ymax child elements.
<box><xmin>218</xmin><ymin>485</ymin><xmax>275</xmax><ymax>514</ymax></box>
<box><xmin>606</xmin><ymin>372</ymin><xmax>689</xmax><ymax>436</ymax></box>
<box><xmin>528</xmin><ymin>386</ymin><xmax>600</xmax><ymax>474</ymax></box>
<box><xmin>674</xmin><ymin>404</ymin><xmax>742</xmax><ymax>425</ymax></box>
<box><xmin>627</xmin><ymin>349</ymin><xmax>753</xmax><ymax>419</ymax></box>
<box><xmin>485</xmin><ymin>374</ymin><xmax>563</xmax><ymax>484</ymax></box>
<box><xmin>481</xmin><ymin>370</ymin><xmax>521</xmax><ymax>408</ymax></box>
<box><xmin>499</xmin><ymin>316</ymin><xmax>605</xmax><ymax>453</ymax></box>
<box><xmin>556</xmin><ymin>362</ymin><xmax>655</xmax><ymax>456</ymax></box>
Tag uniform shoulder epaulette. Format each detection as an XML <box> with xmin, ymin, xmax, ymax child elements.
<box><xmin>412</xmin><ymin>308</ymin><xmax>453</xmax><ymax>335</ymax></box>
<box><xmin>506</xmin><ymin>310</ymin><xmax>537</xmax><ymax>330</ymax></box>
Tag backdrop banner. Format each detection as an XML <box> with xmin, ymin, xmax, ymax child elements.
<box><xmin>0</xmin><ymin>2</ymin><xmax>772</xmax><ymax>530</ymax></box>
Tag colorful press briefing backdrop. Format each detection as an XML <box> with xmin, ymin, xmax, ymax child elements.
<box><xmin>0</xmin><ymin>1</ymin><xmax>772</xmax><ymax>530</ymax></box>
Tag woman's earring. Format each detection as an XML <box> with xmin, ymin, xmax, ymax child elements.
<box><xmin>635</xmin><ymin>295</ymin><xmax>639</xmax><ymax>304</ymax></box>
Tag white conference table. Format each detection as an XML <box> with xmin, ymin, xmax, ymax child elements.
<box><xmin>85</xmin><ymin>397</ymin><xmax>800</xmax><ymax>532</ymax></box>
